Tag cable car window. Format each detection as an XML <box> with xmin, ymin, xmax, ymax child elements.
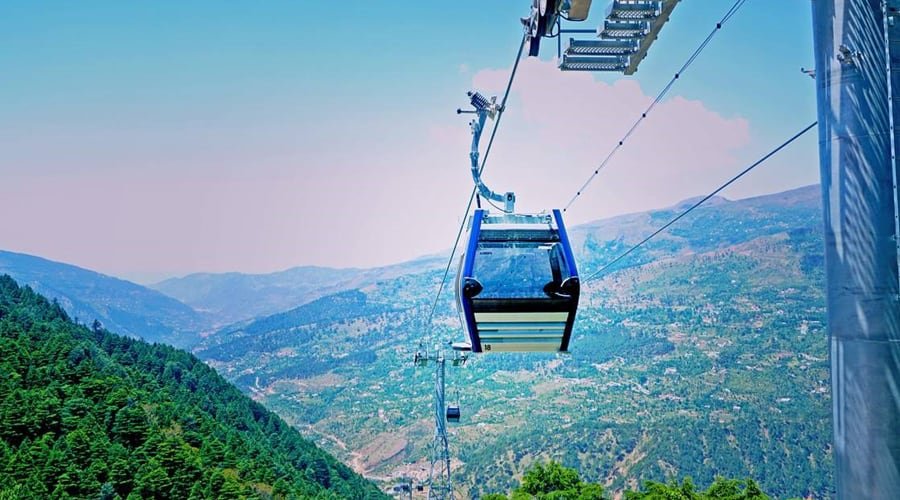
<box><xmin>472</xmin><ymin>241</ymin><xmax>562</xmax><ymax>299</ymax></box>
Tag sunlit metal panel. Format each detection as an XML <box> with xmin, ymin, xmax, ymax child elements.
<box><xmin>600</xmin><ymin>20</ymin><xmax>650</xmax><ymax>38</ymax></box>
<box><xmin>812</xmin><ymin>1</ymin><xmax>900</xmax><ymax>497</ymax></box>
<box><xmin>558</xmin><ymin>0</ymin><xmax>680</xmax><ymax>75</ymax></box>
<box><xmin>615</xmin><ymin>0</ymin><xmax>680</xmax><ymax>74</ymax></box>
<box><xmin>559</xmin><ymin>54</ymin><xmax>629</xmax><ymax>71</ymax></box>
<box><xmin>565</xmin><ymin>0</ymin><xmax>594</xmax><ymax>21</ymax></box>
<box><xmin>565</xmin><ymin>38</ymin><xmax>639</xmax><ymax>56</ymax></box>
<box><xmin>607</xmin><ymin>0</ymin><xmax>661</xmax><ymax>20</ymax></box>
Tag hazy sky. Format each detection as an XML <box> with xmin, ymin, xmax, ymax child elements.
<box><xmin>1</xmin><ymin>1</ymin><xmax>818</xmax><ymax>282</ymax></box>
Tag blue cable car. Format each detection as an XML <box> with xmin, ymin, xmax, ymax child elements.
<box><xmin>455</xmin><ymin>208</ymin><xmax>580</xmax><ymax>353</ymax></box>
<box><xmin>446</xmin><ymin>405</ymin><xmax>461</xmax><ymax>423</ymax></box>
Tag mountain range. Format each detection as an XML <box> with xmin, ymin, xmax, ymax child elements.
<box><xmin>0</xmin><ymin>184</ymin><xmax>832</xmax><ymax>498</ymax></box>
<box><xmin>149</xmin><ymin>256</ymin><xmax>445</xmax><ymax>326</ymax></box>
<box><xmin>0</xmin><ymin>251</ymin><xmax>209</xmax><ymax>347</ymax></box>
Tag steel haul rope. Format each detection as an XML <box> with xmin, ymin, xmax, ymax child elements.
<box><xmin>564</xmin><ymin>0</ymin><xmax>751</xmax><ymax>212</ymax></box>
<box><xmin>583</xmin><ymin>120</ymin><xmax>817</xmax><ymax>282</ymax></box>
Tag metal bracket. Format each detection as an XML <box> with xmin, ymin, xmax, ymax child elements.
<box><xmin>460</xmin><ymin>91</ymin><xmax>516</xmax><ymax>212</ymax></box>
<box><xmin>837</xmin><ymin>44</ymin><xmax>862</xmax><ymax>66</ymax></box>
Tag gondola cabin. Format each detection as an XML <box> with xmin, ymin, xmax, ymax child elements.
<box><xmin>446</xmin><ymin>405</ymin><xmax>461</xmax><ymax>423</ymax></box>
<box><xmin>456</xmin><ymin>209</ymin><xmax>580</xmax><ymax>353</ymax></box>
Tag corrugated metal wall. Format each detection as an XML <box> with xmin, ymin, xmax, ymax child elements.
<box><xmin>812</xmin><ymin>1</ymin><xmax>900</xmax><ymax>497</ymax></box>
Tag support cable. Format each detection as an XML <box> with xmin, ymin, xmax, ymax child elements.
<box><xmin>423</xmin><ymin>32</ymin><xmax>528</xmax><ymax>334</ymax></box>
<box><xmin>564</xmin><ymin>0</ymin><xmax>750</xmax><ymax>212</ymax></box>
<box><xmin>583</xmin><ymin>121</ymin><xmax>817</xmax><ymax>282</ymax></box>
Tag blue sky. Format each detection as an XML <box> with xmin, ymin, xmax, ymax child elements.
<box><xmin>0</xmin><ymin>1</ymin><xmax>818</xmax><ymax>281</ymax></box>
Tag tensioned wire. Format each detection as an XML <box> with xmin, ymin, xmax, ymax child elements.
<box><xmin>582</xmin><ymin>121</ymin><xmax>818</xmax><ymax>282</ymax></box>
<box><xmin>563</xmin><ymin>0</ymin><xmax>751</xmax><ymax>212</ymax></box>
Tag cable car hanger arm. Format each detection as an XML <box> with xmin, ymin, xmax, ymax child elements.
<box><xmin>460</xmin><ymin>91</ymin><xmax>516</xmax><ymax>213</ymax></box>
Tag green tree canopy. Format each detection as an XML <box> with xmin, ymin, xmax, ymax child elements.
<box><xmin>0</xmin><ymin>275</ymin><xmax>387</xmax><ymax>499</ymax></box>
<box><xmin>487</xmin><ymin>460</ymin><xmax>768</xmax><ymax>500</ymax></box>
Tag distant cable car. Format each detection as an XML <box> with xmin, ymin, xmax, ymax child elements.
<box><xmin>455</xmin><ymin>208</ymin><xmax>580</xmax><ymax>353</ymax></box>
<box><xmin>446</xmin><ymin>389</ymin><xmax>461</xmax><ymax>423</ymax></box>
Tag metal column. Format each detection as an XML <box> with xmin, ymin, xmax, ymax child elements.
<box><xmin>812</xmin><ymin>0</ymin><xmax>900</xmax><ymax>497</ymax></box>
<box><xmin>427</xmin><ymin>352</ymin><xmax>452</xmax><ymax>500</ymax></box>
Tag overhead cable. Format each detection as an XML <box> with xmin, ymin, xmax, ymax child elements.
<box><xmin>583</xmin><ymin>120</ymin><xmax>817</xmax><ymax>282</ymax></box>
<box><xmin>564</xmin><ymin>0</ymin><xmax>751</xmax><ymax>212</ymax></box>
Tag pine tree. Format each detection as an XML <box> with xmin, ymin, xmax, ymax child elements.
<box><xmin>98</xmin><ymin>481</ymin><xmax>119</xmax><ymax>500</ymax></box>
<box><xmin>111</xmin><ymin>404</ymin><xmax>148</xmax><ymax>448</ymax></box>
<box><xmin>308</xmin><ymin>457</ymin><xmax>332</xmax><ymax>488</ymax></box>
<box><xmin>134</xmin><ymin>461</ymin><xmax>172</xmax><ymax>499</ymax></box>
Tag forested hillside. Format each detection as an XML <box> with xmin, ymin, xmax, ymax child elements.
<box><xmin>0</xmin><ymin>275</ymin><xmax>386</xmax><ymax>499</ymax></box>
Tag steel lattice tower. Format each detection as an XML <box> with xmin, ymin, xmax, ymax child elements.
<box><xmin>414</xmin><ymin>347</ymin><xmax>457</xmax><ymax>500</ymax></box>
<box><xmin>427</xmin><ymin>352</ymin><xmax>452</xmax><ymax>500</ymax></box>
